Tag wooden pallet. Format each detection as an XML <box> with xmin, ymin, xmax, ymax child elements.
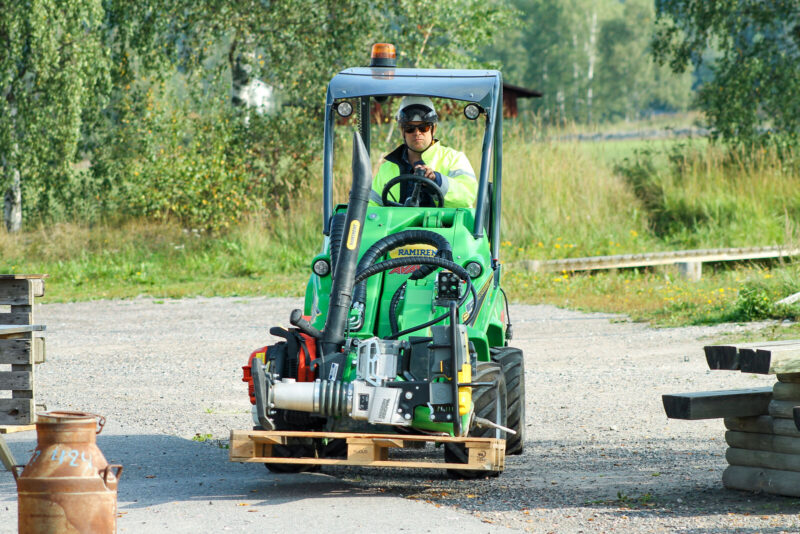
<box><xmin>229</xmin><ymin>430</ymin><xmax>505</xmax><ymax>472</ymax></box>
<box><xmin>0</xmin><ymin>325</ymin><xmax>46</xmax><ymax>426</ymax></box>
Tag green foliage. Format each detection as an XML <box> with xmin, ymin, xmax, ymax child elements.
<box><xmin>653</xmin><ymin>0</ymin><xmax>800</xmax><ymax>144</ymax></box>
<box><xmin>0</xmin><ymin>0</ymin><xmax>110</xmax><ymax>220</ymax></box>
<box><xmin>2</xmin><ymin>0</ymin><xmax>520</xmax><ymax>230</ymax></box>
<box><xmin>594</xmin><ymin>1</ymin><xmax>692</xmax><ymax>121</ymax></box>
<box><xmin>485</xmin><ymin>0</ymin><xmax>691</xmax><ymax>123</ymax></box>
<box><xmin>726</xmin><ymin>274</ymin><xmax>800</xmax><ymax>322</ymax></box>
<box><xmin>380</xmin><ymin>0</ymin><xmax>518</xmax><ymax>69</ymax></box>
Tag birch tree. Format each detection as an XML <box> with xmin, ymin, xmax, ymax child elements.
<box><xmin>0</xmin><ymin>0</ymin><xmax>109</xmax><ymax>231</ymax></box>
<box><xmin>653</xmin><ymin>0</ymin><xmax>800</xmax><ymax>143</ymax></box>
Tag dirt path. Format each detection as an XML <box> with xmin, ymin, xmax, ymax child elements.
<box><xmin>1</xmin><ymin>297</ymin><xmax>798</xmax><ymax>533</ymax></box>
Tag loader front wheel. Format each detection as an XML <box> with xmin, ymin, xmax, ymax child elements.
<box><xmin>490</xmin><ymin>346</ymin><xmax>526</xmax><ymax>455</ymax></box>
<box><xmin>264</xmin><ymin>438</ymin><xmax>320</xmax><ymax>474</ymax></box>
<box><xmin>444</xmin><ymin>362</ymin><xmax>507</xmax><ymax>479</ymax></box>
<box><xmin>252</xmin><ymin>427</ymin><xmax>320</xmax><ymax>474</ymax></box>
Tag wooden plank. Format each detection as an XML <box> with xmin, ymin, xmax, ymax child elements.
<box><xmin>766</xmin><ymin>346</ymin><xmax>800</xmax><ymax>375</ymax></box>
<box><xmin>0</xmin><ymin>325</ymin><xmax>44</xmax><ymax>337</ymax></box>
<box><xmin>738</xmin><ymin>343</ymin><xmax>800</xmax><ymax>375</ymax></box>
<box><xmin>777</xmin><ymin>373</ymin><xmax>800</xmax><ymax>383</ymax></box>
<box><xmin>727</xmin><ymin>447</ymin><xmax>800</xmax><ymax>473</ymax></box>
<box><xmin>229</xmin><ymin>429</ymin><xmax>505</xmax><ymax>471</ymax></box>
<box><xmin>0</xmin><ymin>279</ymin><xmax>33</xmax><ymax>306</ymax></box>
<box><xmin>0</xmin><ymin>276</ymin><xmax>45</xmax><ymax>298</ymax></box>
<box><xmin>776</xmin><ymin>291</ymin><xmax>800</xmax><ymax>306</ymax></box>
<box><xmin>0</xmin><ymin>371</ymin><xmax>32</xmax><ymax>390</ymax></box>
<box><xmin>723</xmin><ymin>465</ymin><xmax>800</xmax><ymax>497</ymax></box>
<box><xmin>773</xmin><ymin>382</ymin><xmax>800</xmax><ymax>401</ymax></box>
<box><xmin>726</xmin><ymin>431</ymin><xmax>800</xmax><ymax>455</ymax></box>
<box><xmin>0</xmin><ymin>435</ymin><xmax>17</xmax><ymax>471</ymax></box>
<box><xmin>704</xmin><ymin>341</ymin><xmax>800</xmax><ymax>371</ymax></box>
<box><xmin>0</xmin><ymin>424</ymin><xmax>35</xmax><ymax>434</ymax></box>
<box><xmin>0</xmin><ymin>335</ymin><xmax>44</xmax><ymax>365</ymax></box>
<box><xmin>0</xmin><ymin>398</ymin><xmax>34</xmax><ymax>426</ymax></box>
<box><xmin>662</xmin><ymin>388</ymin><xmax>772</xmax><ymax>420</ymax></box>
<box><xmin>767</xmin><ymin>400</ymin><xmax>798</xmax><ymax>419</ymax></box>
<box><xmin>33</xmin><ymin>337</ymin><xmax>45</xmax><ymax>364</ymax></box>
<box><xmin>725</xmin><ymin>416</ymin><xmax>800</xmax><ymax>437</ymax></box>
<box><xmin>236</xmin><ymin>429</ymin><xmax>499</xmax><ymax>444</ymax></box>
<box><xmin>514</xmin><ymin>246</ymin><xmax>800</xmax><ymax>273</ymax></box>
<box><xmin>704</xmin><ymin>345</ymin><xmax>740</xmax><ymax>370</ymax></box>
<box><xmin>0</xmin><ymin>313</ymin><xmax>32</xmax><ymax>326</ymax></box>
<box><xmin>347</xmin><ymin>441</ymin><xmax>389</xmax><ymax>462</ymax></box>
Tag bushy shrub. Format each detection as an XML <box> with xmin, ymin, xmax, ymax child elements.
<box><xmin>88</xmin><ymin>81</ymin><xmax>321</xmax><ymax>232</ymax></box>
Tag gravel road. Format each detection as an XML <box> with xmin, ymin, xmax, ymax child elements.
<box><xmin>2</xmin><ymin>297</ymin><xmax>799</xmax><ymax>533</ymax></box>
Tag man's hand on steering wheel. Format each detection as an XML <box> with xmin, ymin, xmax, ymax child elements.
<box><xmin>413</xmin><ymin>163</ymin><xmax>437</xmax><ymax>181</ymax></box>
<box><xmin>380</xmin><ymin>173</ymin><xmax>445</xmax><ymax>208</ymax></box>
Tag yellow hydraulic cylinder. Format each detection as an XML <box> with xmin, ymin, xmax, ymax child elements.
<box><xmin>457</xmin><ymin>363</ymin><xmax>472</xmax><ymax>416</ymax></box>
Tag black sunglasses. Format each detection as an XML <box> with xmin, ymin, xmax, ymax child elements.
<box><xmin>402</xmin><ymin>123</ymin><xmax>433</xmax><ymax>134</ymax></box>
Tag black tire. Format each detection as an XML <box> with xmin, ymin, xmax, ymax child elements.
<box><xmin>264</xmin><ymin>438</ymin><xmax>320</xmax><ymax>474</ymax></box>
<box><xmin>317</xmin><ymin>438</ymin><xmax>348</xmax><ymax>459</ymax></box>
<box><xmin>328</xmin><ymin>212</ymin><xmax>347</xmax><ymax>277</ymax></box>
<box><xmin>252</xmin><ymin>426</ymin><xmax>320</xmax><ymax>474</ymax></box>
<box><xmin>490</xmin><ymin>346</ymin><xmax>526</xmax><ymax>455</ymax></box>
<box><xmin>444</xmin><ymin>362</ymin><xmax>507</xmax><ymax>479</ymax></box>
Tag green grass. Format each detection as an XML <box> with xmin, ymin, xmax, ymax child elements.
<box><xmin>504</xmin><ymin>261</ymin><xmax>800</xmax><ymax>326</ymax></box>
<box><xmin>2</xmin><ymin>118</ymin><xmax>799</xmax><ymax>330</ymax></box>
<box><xmin>0</xmin><ymin>218</ymin><xmax>313</xmax><ymax>301</ymax></box>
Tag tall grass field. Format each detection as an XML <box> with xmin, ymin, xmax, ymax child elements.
<box><xmin>1</xmin><ymin>117</ymin><xmax>799</xmax><ymax>328</ymax></box>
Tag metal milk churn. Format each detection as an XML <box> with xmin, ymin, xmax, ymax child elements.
<box><xmin>13</xmin><ymin>411</ymin><xmax>123</xmax><ymax>534</ymax></box>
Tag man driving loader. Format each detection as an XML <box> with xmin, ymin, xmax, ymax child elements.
<box><xmin>370</xmin><ymin>96</ymin><xmax>477</xmax><ymax>208</ymax></box>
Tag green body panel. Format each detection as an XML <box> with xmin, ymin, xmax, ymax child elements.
<box><xmin>303</xmin><ymin>204</ymin><xmax>506</xmax><ymax>434</ymax></box>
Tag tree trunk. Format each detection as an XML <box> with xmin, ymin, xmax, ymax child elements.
<box><xmin>4</xmin><ymin>167</ymin><xmax>21</xmax><ymax>233</ymax></box>
<box><xmin>585</xmin><ymin>8</ymin><xmax>598</xmax><ymax>124</ymax></box>
<box><xmin>572</xmin><ymin>32</ymin><xmax>580</xmax><ymax>118</ymax></box>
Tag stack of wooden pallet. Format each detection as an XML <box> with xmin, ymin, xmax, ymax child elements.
<box><xmin>663</xmin><ymin>340</ymin><xmax>800</xmax><ymax>497</ymax></box>
<box><xmin>0</xmin><ymin>274</ymin><xmax>47</xmax><ymax>472</ymax></box>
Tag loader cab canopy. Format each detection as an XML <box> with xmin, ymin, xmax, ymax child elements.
<box><xmin>322</xmin><ymin>66</ymin><xmax>504</xmax><ymax>254</ymax></box>
<box><xmin>327</xmin><ymin>68</ymin><xmax>499</xmax><ymax>109</ymax></box>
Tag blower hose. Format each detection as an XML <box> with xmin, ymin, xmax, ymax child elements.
<box><xmin>352</xmin><ymin>230</ymin><xmax>453</xmax><ymax>310</ymax></box>
<box><xmin>353</xmin><ymin>256</ymin><xmax>478</xmax><ymax>339</ymax></box>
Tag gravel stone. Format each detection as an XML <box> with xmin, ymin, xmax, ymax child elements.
<box><xmin>1</xmin><ymin>297</ymin><xmax>799</xmax><ymax>533</ymax></box>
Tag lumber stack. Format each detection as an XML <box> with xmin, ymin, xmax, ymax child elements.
<box><xmin>0</xmin><ymin>274</ymin><xmax>47</xmax><ymax>428</ymax></box>
<box><xmin>0</xmin><ymin>275</ymin><xmax>47</xmax><ymax>472</ymax></box>
<box><xmin>663</xmin><ymin>340</ymin><xmax>800</xmax><ymax>497</ymax></box>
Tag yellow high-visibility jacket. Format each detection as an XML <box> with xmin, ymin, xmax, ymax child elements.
<box><xmin>370</xmin><ymin>141</ymin><xmax>477</xmax><ymax>208</ymax></box>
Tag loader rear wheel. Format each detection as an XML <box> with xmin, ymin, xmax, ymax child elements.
<box><xmin>491</xmin><ymin>346</ymin><xmax>526</xmax><ymax>455</ymax></box>
<box><xmin>444</xmin><ymin>362</ymin><xmax>507</xmax><ymax>479</ymax></box>
<box><xmin>264</xmin><ymin>438</ymin><xmax>320</xmax><ymax>474</ymax></box>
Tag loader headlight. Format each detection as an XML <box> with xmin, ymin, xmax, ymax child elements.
<box><xmin>335</xmin><ymin>101</ymin><xmax>353</xmax><ymax>117</ymax></box>
<box><xmin>313</xmin><ymin>258</ymin><xmax>331</xmax><ymax>277</ymax></box>
<box><xmin>464</xmin><ymin>103</ymin><xmax>483</xmax><ymax>120</ymax></box>
<box><xmin>465</xmin><ymin>261</ymin><xmax>483</xmax><ymax>279</ymax></box>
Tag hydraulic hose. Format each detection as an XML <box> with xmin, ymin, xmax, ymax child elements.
<box><xmin>388</xmin><ymin>282</ymin><xmax>406</xmax><ymax>336</ymax></box>
<box><xmin>352</xmin><ymin>230</ymin><xmax>453</xmax><ymax>310</ymax></box>
<box><xmin>353</xmin><ymin>256</ymin><xmax>477</xmax><ymax>339</ymax></box>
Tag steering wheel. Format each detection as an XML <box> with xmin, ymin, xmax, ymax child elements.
<box><xmin>380</xmin><ymin>173</ymin><xmax>445</xmax><ymax>208</ymax></box>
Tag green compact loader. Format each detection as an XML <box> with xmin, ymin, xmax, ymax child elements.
<box><xmin>233</xmin><ymin>45</ymin><xmax>525</xmax><ymax>477</ymax></box>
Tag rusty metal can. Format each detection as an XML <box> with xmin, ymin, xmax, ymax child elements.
<box><xmin>14</xmin><ymin>411</ymin><xmax>122</xmax><ymax>534</ymax></box>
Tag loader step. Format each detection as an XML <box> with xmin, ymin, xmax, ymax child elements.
<box><xmin>229</xmin><ymin>430</ymin><xmax>505</xmax><ymax>472</ymax></box>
